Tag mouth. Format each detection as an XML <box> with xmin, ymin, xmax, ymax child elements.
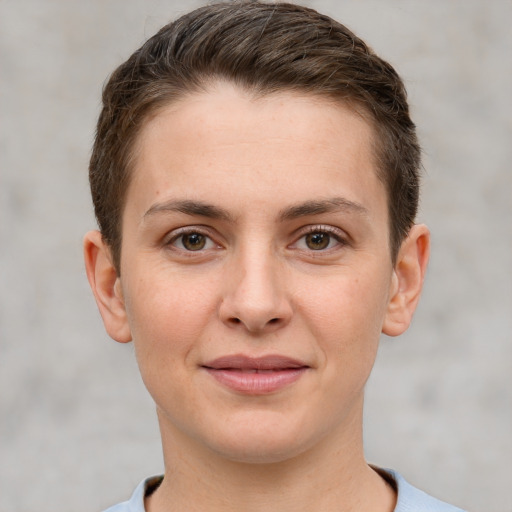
<box><xmin>201</xmin><ymin>354</ymin><xmax>310</xmax><ymax>395</ymax></box>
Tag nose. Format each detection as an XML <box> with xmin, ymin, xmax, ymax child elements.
<box><xmin>219</xmin><ymin>248</ymin><xmax>293</xmax><ymax>334</ymax></box>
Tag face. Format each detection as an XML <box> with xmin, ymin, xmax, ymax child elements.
<box><xmin>86</xmin><ymin>82</ymin><xmax>428</xmax><ymax>465</ymax></box>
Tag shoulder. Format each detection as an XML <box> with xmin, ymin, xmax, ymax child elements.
<box><xmin>102</xmin><ymin>476</ymin><xmax>163</xmax><ymax>512</ymax></box>
<box><xmin>103</xmin><ymin>470</ymin><xmax>466</xmax><ymax>512</ymax></box>
<box><xmin>102</xmin><ymin>502</ymin><xmax>132</xmax><ymax>512</ymax></box>
<box><xmin>379</xmin><ymin>468</ymin><xmax>466</xmax><ymax>512</ymax></box>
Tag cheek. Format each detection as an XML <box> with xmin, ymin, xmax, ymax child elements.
<box><xmin>297</xmin><ymin>269</ymin><xmax>391</xmax><ymax>354</ymax></box>
<box><xmin>124</xmin><ymin>277</ymin><xmax>217</xmax><ymax>417</ymax></box>
<box><xmin>122</xmin><ymin>270</ymin><xmax>219</xmax><ymax>363</ymax></box>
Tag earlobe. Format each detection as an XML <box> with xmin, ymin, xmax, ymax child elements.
<box><xmin>83</xmin><ymin>231</ymin><xmax>132</xmax><ymax>343</ymax></box>
<box><xmin>382</xmin><ymin>224</ymin><xmax>430</xmax><ymax>337</ymax></box>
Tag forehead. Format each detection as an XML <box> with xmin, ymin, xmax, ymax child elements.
<box><xmin>126</xmin><ymin>83</ymin><xmax>386</xmax><ymax>223</ymax></box>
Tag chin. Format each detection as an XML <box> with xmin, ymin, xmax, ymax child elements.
<box><xmin>202</xmin><ymin>413</ymin><xmax>324</xmax><ymax>465</ymax></box>
<box><xmin>212</xmin><ymin>437</ymin><xmax>311</xmax><ymax>465</ymax></box>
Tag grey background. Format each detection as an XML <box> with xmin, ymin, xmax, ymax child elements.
<box><xmin>1</xmin><ymin>1</ymin><xmax>511</xmax><ymax>511</ymax></box>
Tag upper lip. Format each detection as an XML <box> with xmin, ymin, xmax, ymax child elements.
<box><xmin>202</xmin><ymin>354</ymin><xmax>309</xmax><ymax>371</ymax></box>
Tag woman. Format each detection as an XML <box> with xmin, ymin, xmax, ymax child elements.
<box><xmin>84</xmin><ymin>2</ymin><xmax>464</xmax><ymax>511</ymax></box>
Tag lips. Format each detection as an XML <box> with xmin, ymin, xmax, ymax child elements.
<box><xmin>202</xmin><ymin>354</ymin><xmax>309</xmax><ymax>394</ymax></box>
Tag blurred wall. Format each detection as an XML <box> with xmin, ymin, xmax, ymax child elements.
<box><xmin>1</xmin><ymin>1</ymin><xmax>510</xmax><ymax>511</ymax></box>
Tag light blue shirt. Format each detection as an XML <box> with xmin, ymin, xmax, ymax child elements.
<box><xmin>103</xmin><ymin>469</ymin><xmax>466</xmax><ymax>512</ymax></box>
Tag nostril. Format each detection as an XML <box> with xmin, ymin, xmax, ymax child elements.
<box><xmin>227</xmin><ymin>316</ymin><xmax>282</xmax><ymax>329</ymax></box>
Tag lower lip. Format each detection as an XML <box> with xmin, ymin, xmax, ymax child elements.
<box><xmin>204</xmin><ymin>368</ymin><xmax>308</xmax><ymax>395</ymax></box>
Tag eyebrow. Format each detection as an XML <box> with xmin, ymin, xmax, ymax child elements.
<box><xmin>143</xmin><ymin>197</ymin><xmax>368</xmax><ymax>222</ymax></box>
<box><xmin>278</xmin><ymin>197</ymin><xmax>369</xmax><ymax>221</ymax></box>
<box><xmin>143</xmin><ymin>199</ymin><xmax>234</xmax><ymax>221</ymax></box>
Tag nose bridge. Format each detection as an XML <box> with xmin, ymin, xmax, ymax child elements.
<box><xmin>238</xmin><ymin>246</ymin><xmax>278</xmax><ymax>304</ymax></box>
<box><xmin>220</xmin><ymin>239</ymin><xmax>291</xmax><ymax>333</ymax></box>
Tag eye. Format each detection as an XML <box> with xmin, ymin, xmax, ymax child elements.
<box><xmin>168</xmin><ymin>230</ymin><xmax>216</xmax><ymax>251</ymax></box>
<box><xmin>304</xmin><ymin>232</ymin><xmax>332</xmax><ymax>250</ymax></box>
<box><xmin>293</xmin><ymin>227</ymin><xmax>346</xmax><ymax>252</ymax></box>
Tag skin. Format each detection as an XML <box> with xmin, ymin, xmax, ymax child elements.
<box><xmin>84</xmin><ymin>82</ymin><xmax>430</xmax><ymax>512</ymax></box>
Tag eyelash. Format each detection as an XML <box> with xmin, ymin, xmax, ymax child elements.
<box><xmin>165</xmin><ymin>227</ymin><xmax>219</xmax><ymax>253</ymax></box>
<box><xmin>164</xmin><ymin>225</ymin><xmax>348</xmax><ymax>254</ymax></box>
<box><xmin>292</xmin><ymin>225</ymin><xmax>348</xmax><ymax>252</ymax></box>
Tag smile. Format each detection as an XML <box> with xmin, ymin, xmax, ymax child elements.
<box><xmin>202</xmin><ymin>355</ymin><xmax>310</xmax><ymax>395</ymax></box>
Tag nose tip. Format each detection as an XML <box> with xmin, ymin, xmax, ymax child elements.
<box><xmin>219</xmin><ymin>260</ymin><xmax>293</xmax><ymax>334</ymax></box>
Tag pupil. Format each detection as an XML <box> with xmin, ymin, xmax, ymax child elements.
<box><xmin>306</xmin><ymin>232</ymin><xmax>329</xmax><ymax>250</ymax></box>
<box><xmin>184</xmin><ymin>233</ymin><xmax>205</xmax><ymax>250</ymax></box>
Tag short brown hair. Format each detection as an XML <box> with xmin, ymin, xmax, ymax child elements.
<box><xmin>90</xmin><ymin>1</ymin><xmax>421</xmax><ymax>272</ymax></box>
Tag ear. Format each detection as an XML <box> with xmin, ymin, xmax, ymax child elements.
<box><xmin>83</xmin><ymin>230</ymin><xmax>132</xmax><ymax>343</ymax></box>
<box><xmin>382</xmin><ymin>224</ymin><xmax>430</xmax><ymax>337</ymax></box>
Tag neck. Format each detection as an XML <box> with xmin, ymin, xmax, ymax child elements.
<box><xmin>146</xmin><ymin>405</ymin><xmax>396</xmax><ymax>512</ymax></box>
